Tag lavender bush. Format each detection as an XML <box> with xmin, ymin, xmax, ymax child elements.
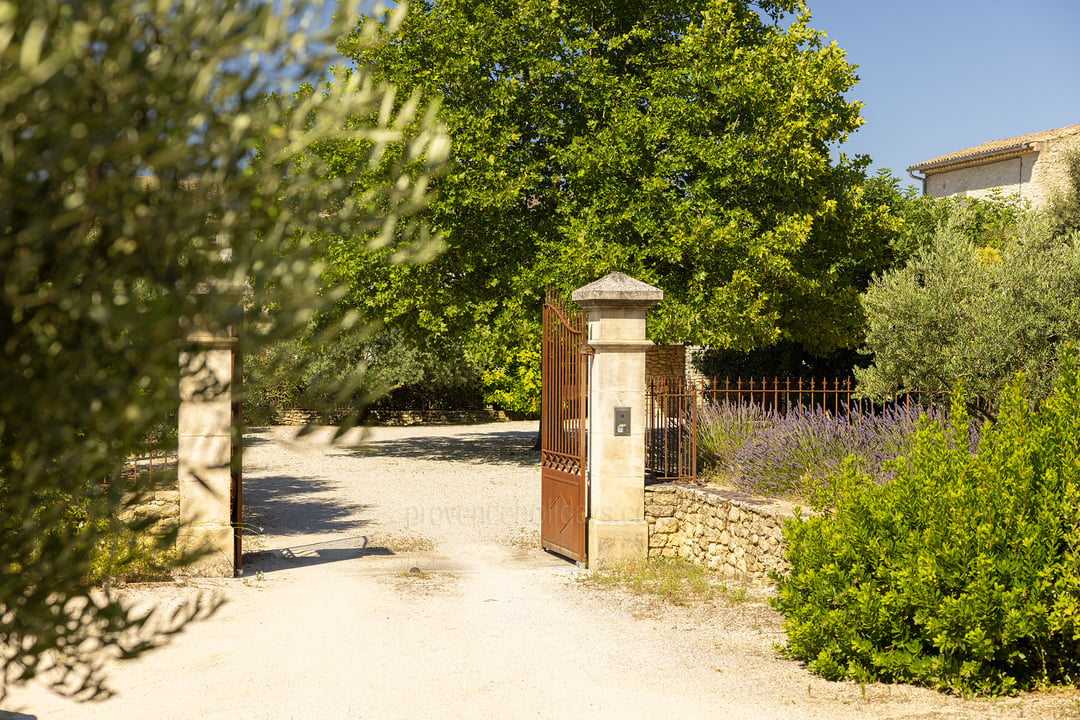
<box><xmin>696</xmin><ymin>401</ymin><xmax>773</xmax><ymax>474</ymax></box>
<box><xmin>698</xmin><ymin>401</ymin><xmax>981</xmax><ymax>502</ymax></box>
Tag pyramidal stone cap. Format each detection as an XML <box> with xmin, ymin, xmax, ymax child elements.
<box><xmin>571</xmin><ymin>272</ymin><xmax>663</xmax><ymax>309</ymax></box>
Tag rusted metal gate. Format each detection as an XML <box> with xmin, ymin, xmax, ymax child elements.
<box><xmin>540</xmin><ymin>290</ymin><xmax>589</xmax><ymax>562</ymax></box>
<box><xmin>230</xmin><ymin>345</ymin><xmax>243</xmax><ymax>575</ymax></box>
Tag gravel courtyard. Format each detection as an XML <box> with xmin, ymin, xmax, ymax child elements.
<box><xmin>2</xmin><ymin>422</ymin><xmax>1077</xmax><ymax>719</ymax></box>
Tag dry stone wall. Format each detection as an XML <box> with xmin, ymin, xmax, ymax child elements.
<box><xmin>645</xmin><ymin>482</ymin><xmax>799</xmax><ymax>585</ymax></box>
<box><xmin>119</xmin><ymin>489</ymin><xmax>180</xmax><ymax>537</ymax></box>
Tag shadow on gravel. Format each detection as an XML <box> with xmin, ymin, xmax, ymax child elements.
<box><xmin>347</xmin><ymin>429</ymin><xmax>539</xmax><ymax>467</ymax></box>
<box><xmin>242</xmin><ymin>428</ymin><xmax>275</xmax><ymax>447</ymax></box>
<box><xmin>243</xmin><ymin>474</ymin><xmax>373</xmax><ymax>537</ymax></box>
<box><xmin>243</xmin><ymin>536</ymin><xmax>393</xmax><ymax>574</ymax></box>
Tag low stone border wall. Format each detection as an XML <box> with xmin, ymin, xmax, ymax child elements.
<box><xmin>645</xmin><ymin>482</ymin><xmax>799</xmax><ymax>585</ymax></box>
<box><xmin>119</xmin><ymin>489</ymin><xmax>181</xmax><ymax>537</ymax></box>
<box><xmin>273</xmin><ymin>408</ymin><xmax>513</xmax><ymax>426</ymax></box>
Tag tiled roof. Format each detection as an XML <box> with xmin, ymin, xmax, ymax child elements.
<box><xmin>908</xmin><ymin>123</ymin><xmax>1080</xmax><ymax>173</ymax></box>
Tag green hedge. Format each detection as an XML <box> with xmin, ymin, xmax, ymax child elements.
<box><xmin>773</xmin><ymin>348</ymin><xmax>1080</xmax><ymax>695</ymax></box>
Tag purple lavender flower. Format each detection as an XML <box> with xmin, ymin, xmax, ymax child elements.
<box><xmin>697</xmin><ymin>399</ymin><xmax>981</xmax><ymax>500</ymax></box>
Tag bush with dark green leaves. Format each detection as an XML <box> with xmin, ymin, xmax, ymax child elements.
<box><xmin>773</xmin><ymin>348</ymin><xmax>1080</xmax><ymax>695</ymax></box>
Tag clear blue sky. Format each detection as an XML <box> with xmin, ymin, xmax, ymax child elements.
<box><xmin>804</xmin><ymin>0</ymin><xmax>1080</xmax><ymax>188</ymax></box>
<box><xmin>316</xmin><ymin>1</ymin><xmax>1080</xmax><ymax>190</ymax></box>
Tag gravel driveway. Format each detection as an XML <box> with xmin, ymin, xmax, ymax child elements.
<box><xmin>3</xmin><ymin>423</ymin><xmax>1077</xmax><ymax>719</ymax></box>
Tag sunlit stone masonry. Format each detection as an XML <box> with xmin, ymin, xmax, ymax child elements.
<box><xmin>645</xmin><ymin>482</ymin><xmax>798</xmax><ymax>585</ymax></box>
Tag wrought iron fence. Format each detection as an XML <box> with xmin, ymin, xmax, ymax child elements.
<box><xmin>699</xmin><ymin>375</ymin><xmax>860</xmax><ymax>415</ymax></box>
<box><xmin>645</xmin><ymin>377</ymin><xmax>697</xmax><ymax>483</ymax></box>
<box><xmin>645</xmin><ymin>375</ymin><xmax>865</xmax><ymax>483</ymax></box>
<box><xmin>103</xmin><ymin>432</ymin><xmax>177</xmax><ymax>489</ymax></box>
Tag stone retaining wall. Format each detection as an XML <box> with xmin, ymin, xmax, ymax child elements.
<box><xmin>119</xmin><ymin>489</ymin><xmax>181</xmax><ymax>537</ymax></box>
<box><xmin>645</xmin><ymin>482</ymin><xmax>798</xmax><ymax>585</ymax></box>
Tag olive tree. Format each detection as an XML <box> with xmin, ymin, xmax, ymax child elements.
<box><xmin>856</xmin><ymin>192</ymin><xmax>1080</xmax><ymax>414</ymax></box>
<box><xmin>0</xmin><ymin>0</ymin><xmax>445</xmax><ymax>699</ymax></box>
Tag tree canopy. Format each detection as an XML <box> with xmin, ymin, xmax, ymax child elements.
<box><xmin>0</xmin><ymin>0</ymin><xmax>444</xmax><ymax>699</ymax></box>
<box><xmin>307</xmin><ymin>0</ymin><xmax>899</xmax><ymax>411</ymax></box>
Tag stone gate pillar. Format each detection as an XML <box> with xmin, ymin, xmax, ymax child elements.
<box><xmin>177</xmin><ymin>325</ymin><xmax>238</xmax><ymax>577</ymax></box>
<box><xmin>572</xmin><ymin>273</ymin><xmax>662</xmax><ymax>568</ymax></box>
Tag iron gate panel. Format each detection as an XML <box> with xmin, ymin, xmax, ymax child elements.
<box><xmin>540</xmin><ymin>291</ymin><xmax>588</xmax><ymax>562</ymax></box>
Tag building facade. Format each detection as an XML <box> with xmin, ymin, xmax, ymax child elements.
<box><xmin>908</xmin><ymin>123</ymin><xmax>1080</xmax><ymax>207</ymax></box>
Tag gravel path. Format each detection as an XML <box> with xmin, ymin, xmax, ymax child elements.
<box><xmin>3</xmin><ymin>423</ymin><xmax>1078</xmax><ymax>719</ymax></box>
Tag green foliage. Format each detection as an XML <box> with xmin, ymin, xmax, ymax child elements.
<box><xmin>1046</xmin><ymin>149</ymin><xmax>1080</xmax><ymax>239</ymax></box>
<box><xmin>692</xmin><ymin>340</ymin><xmax>868</xmax><ymax>379</ymax></box>
<box><xmin>85</xmin><ymin>525</ymin><xmax>181</xmax><ymax>586</ymax></box>
<box><xmin>864</xmin><ymin>169</ymin><xmax>1029</xmax><ymax>263</ymax></box>
<box><xmin>243</xmin><ymin>326</ymin><xmax>482</xmax><ymax>423</ymax></box>
<box><xmin>774</xmin><ymin>350</ymin><xmax>1080</xmax><ymax>695</ymax></box>
<box><xmin>467</xmin><ymin>331</ymin><xmax>542</xmax><ymax>416</ymax></box>
<box><xmin>20</xmin><ymin>486</ymin><xmax>179</xmax><ymax>586</ymax></box>
<box><xmin>856</xmin><ymin>201</ymin><xmax>1080</xmax><ymax>413</ymax></box>
<box><xmin>0</xmin><ymin>0</ymin><xmax>444</xmax><ymax>700</ymax></box>
<box><xmin>897</xmin><ymin>191</ymin><xmax>1028</xmax><ymax>258</ymax></box>
<box><xmin>309</xmin><ymin>0</ymin><xmax>900</xmax><ymax>410</ymax></box>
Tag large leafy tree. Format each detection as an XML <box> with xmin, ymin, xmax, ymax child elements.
<box><xmin>318</xmin><ymin>0</ymin><xmax>898</xmax><ymax>411</ymax></box>
<box><xmin>0</xmin><ymin>0</ymin><xmax>444</xmax><ymax>699</ymax></box>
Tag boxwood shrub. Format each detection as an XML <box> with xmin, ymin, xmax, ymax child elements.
<box><xmin>772</xmin><ymin>348</ymin><xmax>1080</xmax><ymax>695</ymax></box>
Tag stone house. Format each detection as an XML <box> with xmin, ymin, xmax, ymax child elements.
<box><xmin>907</xmin><ymin>123</ymin><xmax>1080</xmax><ymax>207</ymax></box>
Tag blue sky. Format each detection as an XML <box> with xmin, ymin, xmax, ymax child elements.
<box><xmin>804</xmin><ymin>0</ymin><xmax>1080</xmax><ymax>188</ymax></box>
<box><xmin>316</xmin><ymin>1</ymin><xmax>1080</xmax><ymax>190</ymax></box>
